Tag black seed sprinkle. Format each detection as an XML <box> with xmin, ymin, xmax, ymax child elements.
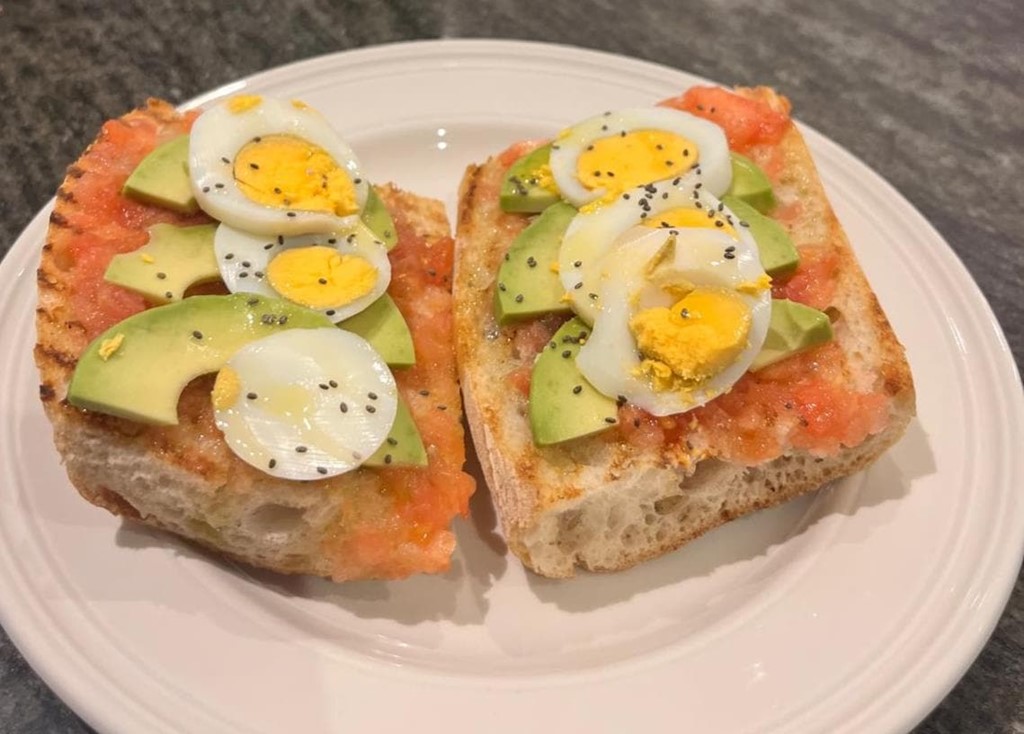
<box><xmin>601</xmin><ymin>124</ymin><xmax>608</xmax><ymax>131</ymax></box>
<box><xmin>221</xmin><ymin>156</ymin><xmax>230</xmax><ymax>164</ymax></box>
<box><xmin>249</xmin><ymin>163</ymin><xmax>260</xmax><ymax>170</ymax></box>
<box><xmin>586</xmin><ymin>144</ymin><xmax>594</xmax><ymax>151</ymax></box>
<box><xmin>680</xmin><ymin>308</ymin><xmax>690</xmax><ymax>319</ymax></box>
<box><xmin>695</xmin><ymin>202</ymin><xmax>703</xmax><ymax>209</ymax></box>
<box><xmin>354</xmin><ymin>178</ymin><xmax>362</xmax><ymax>184</ymax></box>
<box><xmin>739</xmin><ymin>220</ymin><xmax>750</xmax><ymax>228</ymax></box>
<box><xmin>572</xmin><ymin>385</ymin><xmax>583</xmax><ymax>395</ymax></box>
<box><xmin>604</xmin><ymin>417</ymin><xmax>617</xmax><ymax>424</ymax></box>
<box><xmin>274</xmin><ymin>187</ymin><xmax>282</xmax><ymax>194</ymax></box>
<box><xmin>329</xmin><ymin>380</ymin><xmax>337</xmax><ymax>388</ymax></box>
<box><xmin>368</xmin><ymin>392</ymin><xmax>378</xmax><ymax>400</ymax></box>
<box><xmin>268</xmin><ymin>459</ymin><xmax>277</xmax><ymax>469</ymax></box>
<box><xmin>633</xmin><ymin>418</ymin><xmax>641</xmax><ymax>428</ymax></box>
<box><xmin>437</xmin><ymin>405</ymin><xmax>448</xmax><ymax>411</ymax></box>
<box><xmin>317</xmin><ymin>467</ymin><xmax>328</xmax><ymax>475</ymax></box>
<box><xmin>419</xmin><ymin>389</ymin><xmax>430</xmax><ymax>396</ymax></box>
<box><xmin>498</xmin><ymin>282</ymin><xmax>507</xmax><ymax>292</ymax></box>
<box><xmin>665</xmin><ymin>160</ymin><xmax>674</xmax><ymax>167</ymax></box>
<box><xmin>326</xmin><ymin>310</ymin><xmax>336</xmax><ymax>316</ymax></box>
<box><xmin>254</xmin><ymin>271</ymin><xmax>264</xmax><ymax>279</ymax></box>
<box><xmin>340</xmin><ymin>402</ymin><xmax>348</xmax><ymax>412</ymax></box>
<box><xmin>387</xmin><ymin>437</ymin><xmax>398</xmax><ymax>446</ymax></box>
<box><xmin>164</xmin><ymin>291</ymin><xmax>173</xmax><ymax>299</ymax></box>
<box><xmin>239</xmin><ymin>272</ymin><xmax>248</xmax><ymax>278</ymax></box>
<box><xmin>215</xmin><ymin>183</ymin><xmax>225</xmax><ymax>189</ymax></box>
<box><xmin>319</xmin><ymin>383</ymin><xmax>329</xmax><ymax>390</ymax></box>
<box><xmin>202</xmin><ymin>186</ymin><xmax>210</xmax><ymax>193</ymax></box>
<box><xmin>574</xmin><ymin>260</ymin><xmax>582</xmax><ymax>267</ymax></box>
<box><xmin>616</xmin><ymin>395</ymin><xmax>627</xmax><ymax>407</ymax></box>
<box><xmin>561</xmin><ymin>350</ymin><xmax>571</xmax><ymax>358</ymax></box>
<box><xmin>248</xmin><ymin>298</ymin><xmax>259</xmax><ymax>306</ymax></box>
<box><xmin>157</xmin><ymin>272</ymin><xmax>167</xmax><ymax>279</ymax></box>
<box><xmin>662</xmin><ymin>192</ymin><xmax>669</xmax><ymax>199</ymax></box>
<box><xmin>526</xmin><ymin>256</ymin><xmax>537</xmax><ymax>268</ymax></box>
<box><xmin>246</xmin><ymin>392</ymin><xmax>257</xmax><ymax>400</ymax></box>
<box><xmin>593</xmin><ymin>170</ymin><xmax>602</xmax><ymax>177</ymax></box>
<box><xmin>588</xmin><ymin>292</ymin><xmax>599</xmax><ymax>300</ymax></box>
<box><xmin>724</xmin><ymin>252</ymin><xmax>736</xmax><ymax>260</ymax></box>
<box><xmin>264</xmin><ymin>243</ymin><xmax>274</xmax><ymax>250</ymax></box>
<box><xmin>242</xmin><ymin>260</ymin><xmax>251</xmax><ymax>268</ymax></box>
<box><xmin>192</xmin><ymin>330</ymin><xmax>203</xmax><ymax>339</ymax></box>
<box><xmin>225</xmin><ymin>253</ymin><xmax>235</xmax><ymax>260</ymax></box>
<box><xmin>286</xmin><ymin>212</ymin><xmax>296</xmax><ymax>218</ymax></box>
<box><xmin>318</xmin><ymin>277</ymin><xmax>328</xmax><ymax>285</ymax></box>
<box><xmin>656</xmin><ymin>144</ymin><xmax>664</xmax><ymax>150</ymax></box>
<box><xmin>574</xmin><ymin>282</ymin><xmax>583</xmax><ymax>290</ymax></box>
<box><xmin>296</xmin><ymin>445</ymin><xmax>308</xmax><ymax>453</ymax></box>
<box><xmin>384</xmin><ymin>454</ymin><xmax>393</xmax><ymax>465</ymax></box>
<box><xmin>715</xmin><ymin>220</ymin><xmax>724</xmax><ymax>228</ymax></box>
<box><xmin>515</xmin><ymin>294</ymin><xmax>524</xmax><ymax>303</ymax></box>
<box><xmin>366</xmin><ymin>405</ymin><xmax>376</xmax><ymax>413</ymax></box>
<box><xmin>328</xmin><ymin>238</ymin><xmax>337</xmax><ymax>245</ymax></box>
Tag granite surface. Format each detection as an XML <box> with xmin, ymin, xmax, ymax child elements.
<box><xmin>0</xmin><ymin>0</ymin><xmax>1021</xmax><ymax>732</ymax></box>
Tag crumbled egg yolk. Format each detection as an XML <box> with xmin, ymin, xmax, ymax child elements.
<box><xmin>266</xmin><ymin>245</ymin><xmax>377</xmax><ymax>309</ymax></box>
<box><xmin>212</xmin><ymin>366</ymin><xmax>241</xmax><ymax>410</ymax></box>
<box><xmin>533</xmin><ymin>163</ymin><xmax>559</xmax><ymax>193</ymax></box>
<box><xmin>630</xmin><ymin>288</ymin><xmax>751</xmax><ymax>392</ymax></box>
<box><xmin>228</xmin><ymin>94</ymin><xmax>263</xmax><ymax>114</ymax></box>
<box><xmin>98</xmin><ymin>333</ymin><xmax>125</xmax><ymax>361</ymax></box>
<box><xmin>233</xmin><ymin>134</ymin><xmax>357</xmax><ymax>216</ymax></box>
<box><xmin>577</xmin><ymin>130</ymin><xmax>697</xmax><ymax>206</ymax></box>
<box><xmin>291</xmin><ymin>99</ymin><xmax>310</xmax><ymax>111</ymax></box>
<box><xmin>737</xmin><ymin>274</ymin><xmax>773</xmax><ymax>294</ymax></box>
<box><xmin>140</xmin><ymin>253</ymin><xmax>155</xmax><ymax>264</ymax></box>
<box><xmin>644</xmin><ymin>206</ymin><xmax>736</xmax><ymax>236</ymax></box>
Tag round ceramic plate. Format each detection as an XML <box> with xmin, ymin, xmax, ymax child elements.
<box><xmin>1</xmin><ymin>40</ymin><xmax>1021</xmax><ymax>734</ymax></box>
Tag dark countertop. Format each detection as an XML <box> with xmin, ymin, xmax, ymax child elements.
<box><xmin>1</xmin><ymin>1</ymin><xmax>1020</xmax><ymax>731</ymax></box>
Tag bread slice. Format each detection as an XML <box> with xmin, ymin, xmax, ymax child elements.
<box><xmin>36</xmin><ymin>100</ymin><xmax>475</xmax><ymax>581</ymax></box>
<box><xmin>454</xmin><ymin>88</ymin><xmax>915</xmax><ymax>578</ymax></box>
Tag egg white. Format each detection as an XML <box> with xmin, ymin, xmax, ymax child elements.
<box><xmin>214</xmin><ymin>328</ymin><xmax>397</xmax><ymax>480</ymax></box>
<box><xmin>559</xmin><ymin>180</ymin><xmax>758</xmax><ymax>325</ymax></box>
<box><xmin>214</xmin><ymin>222</ymin><xmax>391</xmax><ymax>323</ymax></box>
<box><xmin>189</xmin><ymin>97</ymin><xmax>368</xmax><ymax>235</ymax></box>
<box><xmin>548</xmin><ymin>107</ymin><xmax>731</xmax><ymax>208</ymax></box>
<box><xmin>576</xmin><ymin>226</ymin><xmax>771</xmax><ymax>417</ymax></box>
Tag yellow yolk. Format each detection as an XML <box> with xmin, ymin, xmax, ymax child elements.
<box><xmin>629</xmin><ymin>288</ymin><xmax>751</xmax><ymax>391</ymax></box>
<box><xmin>737</xmin><ymin>274</ymin><xmax>773</xmax><ymax>294</ymax></box>
<box><xmin>644</xmin><ymin>206</ymin><xmax>736</xmax><ymax>236</ymax></box>
<box><xmin>577</xmin><ymin>129</ymin><xmax>697</xmax><ymax>205</ymax></box>
<box><xmin>266</xmin><ymin>245</ymin><xmax>377</xmax><ymax>309</ymax></box>
<box><xmin>232</xmin><ymin>134</ymin><xmax>357</xmax><ymax>216</ymax></box>
<box><xmin>291</xmin><ymin>99</ymin><xmax>310</xmax><ymax>111</ymax></box>
<box><xmin>98</xmin><ymin>333</ymin><xmax>125</xmax><ymax>361</ymax></box>
<box><xmin>534</xmin><ymin>163</ymin><xmax>558</xmax><ymax>193</ymax></box>
<box><xmin>228</xmin><ymin>94</ymin><xmax>263</xmax><ymax>114</ymax></box>
<box><xmin>212</xmin><ymin>366</ymin><xmax>241</xmax><ymax>410</ymax></box>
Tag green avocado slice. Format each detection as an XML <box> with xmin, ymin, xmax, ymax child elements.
<box><xmin>365</xmin><ymin>398</ymin><xmax>427</xmax><ymax>467</ymax></box>
<box><xmin>751</xmin><ymin>299</ymin><xmax>834</xmax><ymax>371</ymax></box>
<box><xmin>722</xmin><ymin>195</ymin><xmax>800</xmax><ymax>277</ymax></box>
<box><xmin>495</xmin><ymin>202</ymin><xmax>576</xmax><ymax>324</ymax></box>
<box><xmin>338</xmin><ymin>293</ymin><xmax>415</xmax><ymax>368</ymax></box>
<box><xmin>529</xmin><ymin>317</ymin><xmax>618</xmax><ymax>446</ymax></box>
<box><xmin>725</xmin><ymin>152</ymin><xmax>776</xmax><ymax>214</ymax></box>
<box><xmin>67</xmin><ymin>294</ymin><xmax>333</xmax><ymax>426</ymax></box>
<box><xmin>500</xmin><ymin>144</ymin><xmax>561</xmax><ymax>213</ymax></box>
<box><xmin>104</xmin><ymin>223</ymin><xmax>220</xmax><ymax>304</ymax></box>
<box><xmin>361</xmin><ymin>187</ymin><xmax>398</xmax><ymax>250</ymax></box>
<box><xmin>122</xmin><ymin>134</ymin><xmax>198</xmax><ymax>214</ymax></box>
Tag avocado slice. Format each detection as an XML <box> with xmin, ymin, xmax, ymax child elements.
<box><xmin>68</xmin><ymin>294</ymin><xmax>333</xmax><ymax>426</ymax></box>
<box><xmin>338</xmin><ymin>293</ymin><xmax>415</xmax><ymax>368</ymax></box>
<box><xmin>104</xmin><ymin>223</ymin><xmax>219</xmax><ymax>304</ymax></box>
<box><xmin>495</xmin><ymin>202</ymin><xmax>576</xmax><ymax>325</ymax></box>
<box><xmin>500</xmin><ymin>144</ymin><xmax>561</xmax><ymax>213</ymax></box>
<box><xmin>725</xmin><ymin>152</ymin><xmax>775</xmax><ymax>214</ymax></box>
<box><xmin>361</xmin><ymin>187</ymin><xmax>398</xmax><ymax>250</ymax></box>
<box><xmin>722</xmin><ymin>195</ymin><xmax>800</xmax><ymax>277</ymax></box>
<box><xmin>750</xmin><ymin>299</ymin><xmax>833</xmax><ymax>371</ymax></box>
<box><xmin>122</xmin><ymin>135</ymin><xmax>197</xmax><ymax>214</ymax></box>
<box><xmin>529</xmin><ymin>317</ymin><xmax>618</xmax><ymax>446</ymax></box>
<box><xmin>365</xmin><ymin>398</ymin><xmax>427</xmax><ymax>467</ymax></box>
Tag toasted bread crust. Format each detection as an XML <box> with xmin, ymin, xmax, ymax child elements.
<box><xmin>36</xmin><ymin>102</ymin><xmax>472</xmax><ymax>581</ymax></box>
<box><xmin>454</xmin><ymin>89</ymin><xmax>915</xmax><ymax>577</ymax></box>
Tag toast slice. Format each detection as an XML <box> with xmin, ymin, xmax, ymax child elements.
<box><xmin>454</xmin><ymin>87</ymin><xmax>915</xmax><ymax>578</ymax></box>
<box><xmin>36</xmin><ymin>100</ymin><xmax>475</xmax><ymax>581</ymax></box>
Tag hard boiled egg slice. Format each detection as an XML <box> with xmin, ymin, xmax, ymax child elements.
<box><xmin>214</xmin><ymin>222</ymin><xmax>390</xmax><ymax>323</ymax></box>
<box><xmin>576</xmin><ymin>225</ymin><xmax>771</xmax><ymax>416</ymax></box>
<box><xmin>559</xmin><ymin>179</ymin><xmax>755</xmax><ymax>325</ymax></box>
<box><xmin>212</xmin><ymin>328</ymin><xmax>397</xmax><ymax>480</ymax></box>
<box><xmin>190</xmin><ymin>95</ymin><xmax>368</xmax><ymax>235</ymax></box>
<box><xmin>549</xmin><ymin>107</ymin><xmax>731</xmax><ymax>210</ymax></box>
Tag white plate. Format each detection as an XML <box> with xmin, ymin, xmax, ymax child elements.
<box><xmin>1</xmin><ymin>39</ymin><xmax>1022</xmax><ymax>734</ymax></box>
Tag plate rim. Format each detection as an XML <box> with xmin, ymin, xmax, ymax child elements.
<box><xmin>1</xmin><ymin>37</ymin><xmax>1021</xmax><ymax>734</ymax></box>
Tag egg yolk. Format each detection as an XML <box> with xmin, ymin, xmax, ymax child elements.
<box><xmin>630</xmin><ymin>288</ymin><xmax>751</xmax><ymax>392</ymax></box>
<box><xmin>266</xmin><ymin>245</ymin><xmax>377</xmax><ymax>309</ymax></box>
<box><xmin>643</xmin><ymin>206</ymin><xmax>736</xmax><ymax>236</ymax></box>
<box><xmin>233</xmin><ymin>134</ymin><xmax>358</xmax><ymax>217</ymax></box>
<box><xmin>228</xmin><ymin>94</ymin><xmax>263</xmax><ymax>114</ymax></box>
<box><xmin>212</xmin><ymin>366</ymin><xmax>242</xmax><ymax>410</ymax></box>
<box><xmin>577</xmin><ymin>130</ymin><xmax>697</xmax><ymax>206</ymax></box>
